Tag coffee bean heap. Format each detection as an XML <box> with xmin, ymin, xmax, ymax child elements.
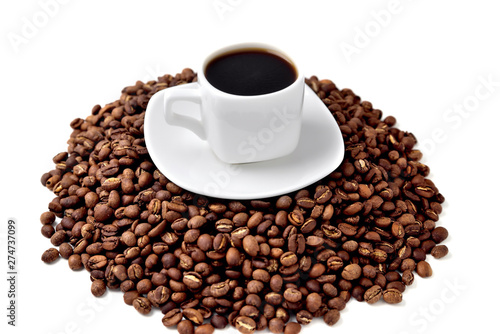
<box><xmin>40</xmin><ymin>69</ymin><xmax>448</xmax><ymax>334</ymax></box>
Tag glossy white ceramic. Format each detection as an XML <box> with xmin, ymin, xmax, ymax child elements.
<box><xmin>145</xmin><ymin>85</ymin><xmax>344</xmax><ymax>199</ymax></box>
<box><xmin>163</xmin><ymin>42</ymin><xmax>305</xmax><ymax>164</ymax></box>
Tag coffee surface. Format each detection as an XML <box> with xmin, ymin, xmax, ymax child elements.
<box><xmin>205</xmin><ymin>49</ymin><xmax>297</xmax><ymax>96</ymax></box>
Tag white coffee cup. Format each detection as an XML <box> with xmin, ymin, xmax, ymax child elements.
<box><xmin>163</xmin><ymin>42</ymin><xmax>305</xmax><ymax>164</ymax></box>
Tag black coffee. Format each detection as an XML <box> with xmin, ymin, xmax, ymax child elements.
<box><xmin>205</xmin><ymin>48</ymin><xmax>297</xmax><ymax>96</ymax></box>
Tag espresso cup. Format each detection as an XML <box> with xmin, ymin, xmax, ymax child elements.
<box><xmin>163</xmin><ymin>42</ymin><xmax>305</xmax><ymax>164</ymax></box>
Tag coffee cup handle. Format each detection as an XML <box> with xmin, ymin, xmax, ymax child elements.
<box><xmin>163</xmin><ymin>83</ymin><xmax>206</xmax><ymax>140</ymax></box>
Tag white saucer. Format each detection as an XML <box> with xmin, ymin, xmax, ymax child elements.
<box><xmin>144</xmin><ymin>85</ymin><xmax>344</xmax><ymax>199</ymax></box>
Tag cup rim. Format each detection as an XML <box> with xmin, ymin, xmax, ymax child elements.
<box><xmin>199</xmin><ymin>42</ymin><xmax>304</xmax><ymax>98</ymax></box>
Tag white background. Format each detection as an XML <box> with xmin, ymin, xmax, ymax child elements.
<box><xmin>1</xmin><ymin>1</ymin><xmax>499</xmax><ymax>333</ymax></box>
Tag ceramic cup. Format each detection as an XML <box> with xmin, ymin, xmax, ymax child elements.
<box><xmin>163</xmin><ymin>42</ymin><xmax>305</xmax><ymax>164</ymax></box>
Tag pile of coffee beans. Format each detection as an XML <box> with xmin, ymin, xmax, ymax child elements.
<box><xmin>40</xmin><ymin>69</ymin><xmax>448</xmax><ymax>334</ymax></box>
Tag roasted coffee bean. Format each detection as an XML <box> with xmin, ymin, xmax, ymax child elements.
<box><xmin>94</xmin><ymin>204</ymin><xmax>114</xmax><ymax>222</ymax></box>
<box><xmin>327</xmin><ymin>297</ymin><xmax>346</xmax><ymax>311</ymax></box>
<box><xmin>270</xmin><ymin>274</ymin><xmax>283</xmax><ymax>292</ymax></box>
<box><xmin>306</xmin><ymin>235</ymin><xmax>324</xmax><ymax>247</ymax></box>
<box><xmin>226</xmin><ymin>247</ymin><xmax>241</xmax><ymax>267</ymax></box>
<box><xmin>371</xmin><ymin>249</ymin><xmax>388</xmax><ymax>263</ymax></box>
<box><xmin>177</xmin><ymin>320</ymin><xmax>194</xmax><ymax>334</ymax></box>
<box><xmin>247</xmin><ymin>280</ymin><xmax>264</xmax><ymax>294</ymax></box>
<box><xmin>431</xmin><ymin>245</ymin><xmax>449</xmax><ymax>259</ymax></box>
<box><xmin>387</xmin><ymin>281</ymin><xmax>406</xmax><ymax>293</ymax></box>
<box><xmin>150</xmin><ymin>286</ymin><xmax>170</xmax><ymax>305</ymax></box>
<box><xmin>269</xmin><ymin>317</ymin><xmax>285</xmax><ymax>333</ymax></box>
<box><xmin>246</xmin><ymin>293</ymin><xmax>262</xmax><ymax>308</ymax></box>
<box><xmin>215</xmin><ymin>218</ymin><xmax>234</xmax><ymax>233</ymax></box>
<box><xmin>123</xmin><ymin>290</ymin><xmax>140</xmax><ymax>306</ymax></box>
<box><xmin>342</xmin><ymin>240</ymin><xmax>358</xmax><ymax>252</ymax></box>
<box><xmin>41</xmin><ymin>224</ymin><xmax>55</xmax><ymax>238</ymax></box>
<box><xmin>162</xmin><ymin>308</ymin><xmax>183</xmax><ymax>327</ymax></box>
<box><xmin>288</xmin><ymin>211</ymin><xmax>304</xmax><ymax>226</ymax></box>
<box><xmin>58</xmin><ymin>243</ymin><xmax>73</xmax><ymax>259</ymax></box>
<box><xmin>195</xmin><ymin>324</ymin><xmax>215</xmax><ymax>334</ymax></box>
<box><xmin>40</xmin><ymin>211</ymin><xmax>56</xmax><ymax>225</ymax></box>
<box><xmin>88</xmin><ymin>255</ymin><xmax>107</xmax><ymax>270</ymax></box>
<box><xmin>242</xmin><ymin>235</ymin><xmax>259</xmax><ymax>257</ymax></box>
<box><xmin>341</xmin><ymin>264</ymin><xmax>361</xmax><ymax>280</ymax></box>
<box><xmin>284</xmin><ymin>288</ymin><xmax>302</xmax><ymax>303</ymax></box>
<box><xmin>50</xmin><ymin>230</ymin><xmax>66</xmax><ymax>246</ymax></box>
<box><xmin>280</xmin><ymin>251</ymin><xmax>298</xmax><ymax>266</ymax></box>
<box><xmin>183</xmin><ymin>272</ymin><xmax>203</xmax><ymax>290</ymax></box>
<box><xmin>383</xmin><ymin>288</ymin><xmax>403</xmax><ymax>304</ymax></box>
<box><xmin>323</xmin><ymin>309</ymin><xmax>340</xmax><ymax>326</ymax></box>
<box><xmin>133</xmin><ymin>296</ymin><xmax>152</xmax><ymax>315</ymax></box>
<box><xmin>265</xmin><ymin>292</ymin><xmax>283</xmax><ymax>306</ymax></box>
<box><xmin>41</xmin><ymin>248</ymin><xmax>60</xmax><ymax>263</ymax></box>
<box><xmin>127</xmin><ymin>263</ymin><xmax>144</xmax><ymax>281</ymax></box>
<box><xmin>296</xmin><ymin>310</ymin><xmax>313</xmax><ymax>325</ymax></box>
<box><xmin>284</xmin><ymin>322</ymin><xmax>301</xmax><ymax>334</ymax></box>
<box><xmin>305</xmin><ymin>293</ymin><xmax>322</xmax><ymax>313</ymax></box>
<box><xmin>235</xmin><ymin>316</ymin><xmax>256</xmax><ymax>334</ymax></box>
<box><xmin>338</xmin><ymin>223</ymin><xmax>357</xmax><ymax>236</ymax></box>
<box><xmin>68</xmin><ymin>254</ymin><xmax>82</xmax><ymax>270</ymax></box>
<box><xmin>239</xmin><ymin>305</ymin><xmax>259</xmax><ymax>318</ymax></box>
<box><xmin>300</xmin><ymin>218</ymin><xmax>317</xmax><ymax>234</ymax></box>
<box><xmin>253</xmin><ymin>269</ymin><xmax>271</xmax><ymax>282</ymax></box>
<box><xmin>432</xmin><ymin>227</ymin><xmax>449</xmax><ymax>243</ymax></box>
<box><xmin>210</xmin><ymin>281</ymin><xmax>230</xmax><ymax>298</ymax></box>
<box><xmin>276</xmin><ymin>196</ymin><xmax>293</xmax><ymax>209</ymax></box>
<box><xmin>402</xmin><ymin>270</ymin><xmax>414</xmax><ymax>286</ymax></box>
<box><xmin>288</xmin><ymin>233</ymin><xmax>306</xmax><ymax>254</ymax></box>
<box><xmin>86</xmin><ymin>242</ymin><xmax>103</xmax><ymax>255</ymax></box>
<box><xmin>309</xmin><ymin>263</ymin><xmax>326</xmax><ymax>278</ymax></box>
<box><xmin>183</xmin><ymin>308</ymin><xmax>204</xmax><ymax>325</ymax></box>
<box><xmin>136</xmin><ymin>278</ymin><xmax>153</xmax><ymax>294</ymax></box>
<box><xmin>364</xmin><ymin>285</ymin><xmax>382</xmax><ymax>304</ymax></box>
<box><xmin>327</xmin><ymin>256</ymin><xmax>343</xmax><ymax>271</ymax></box>
<box><xmin>91</xmin><ymin>279</ymin><xmax>107</xmax><ymax>297</ymax></box>
<box><xmin>179</xmin><ymin>253</ymin><xmax>194</xmax><ymax>270</ymax></box>
<box><xmin>121</xmin><ymin>231</ymin><xmax>136</xmax><ymax>247</ymax></box>
<box><xmin>416</xmin><ymin>260</ymin><xmax>433</xmax><ymax>278</ymax></box>
<box><xmin>297</xmin><ymin>197</ymin><xmax>315</xmax><ymax>209</ymax></box>
<box><xmin>211</xmin><ymin>314</ymin><xmax>229</xmax><ymax>329</ymax></box>
<box><xmin>343</xmin><ymin>202</ymin><xmax>363</xmax><ymax>215</ymax></box>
